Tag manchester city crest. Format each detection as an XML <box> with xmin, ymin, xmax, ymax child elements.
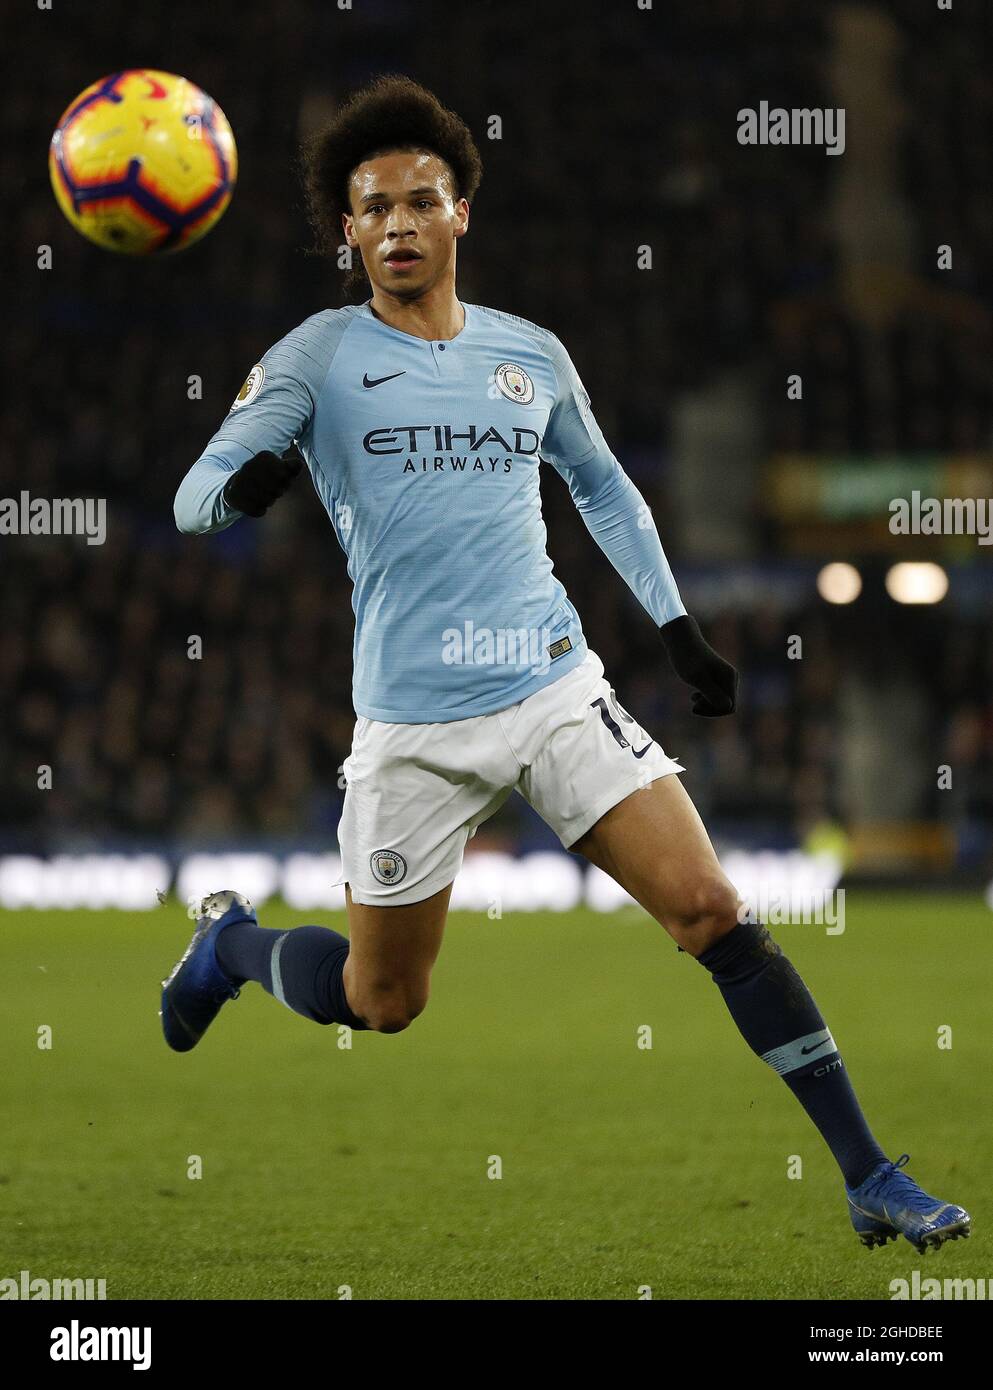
<box><xmin>493</xmin><ymin>362</ymin><xmax>535</xmax><ymax>404</ymax></box>
<box><xmin>370</xmin><ymin>848</ymin><xmax>407</xmax><ymax>885</ymax></box>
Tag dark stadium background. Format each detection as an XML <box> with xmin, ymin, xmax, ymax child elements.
<box><xmin>2</xmin><ymin>0</ymin><xmax>991</xmax><ymax>888</ymax></box>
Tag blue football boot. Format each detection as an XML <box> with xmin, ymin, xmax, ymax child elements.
<box><xmin>160</xmin><ymin>890</ymin><xmax>254</xmax><ymax>1052</ymax></box>
<box><xmin>846</xmin><ymin>1154</ymin><xmax>971</xmax><ymax>1253</ymax></box>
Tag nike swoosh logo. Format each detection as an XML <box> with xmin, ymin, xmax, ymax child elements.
<box><xmin>848</xmin><ymin>1194</ymin><xmax>951</xmax><ymax>1227</ymax></box>
<box><xmin>801</xmin><ymin>1040</ymin><xmax>832</xmax><ymax>1055</ymax></box>
<box><xmin>632</xmin><ymin>742</ymin><xmax>654</xmax><ymax>759</ymax></box>
<box><xmin>362</xmin><ymin>371</ymin><xmax>406</xmax><ymax>389</ymax></box>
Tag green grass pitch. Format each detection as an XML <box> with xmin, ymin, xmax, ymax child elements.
<box><xmin>2</xmin><ymin>891</ymin><xmax>989</xmax><ymax>1300</ymax></box>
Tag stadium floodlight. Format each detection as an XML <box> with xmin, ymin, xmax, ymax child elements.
<box><xmin>885</xmin><ymin>562</ymin><xmax>949</xmax><ymax>605</ymax></box>
<box><xmin>817</xmin><ymin>562</ymin><xmax>862</xmax><ymax>604</ymax></box>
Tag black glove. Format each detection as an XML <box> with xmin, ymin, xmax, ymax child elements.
<box><xmin>223</xmin><ymin>446</ymin><xmax>302</xmax><ymax>517</ymax></box>
<box><xmin>660</xmin><ymin>614</ymin><xmax>738</xmax><ymax>717</ymax></box>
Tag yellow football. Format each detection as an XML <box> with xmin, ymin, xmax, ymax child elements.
<box><xmin>49</xmin><ymin>69</ymin><xmax>238</xmax><ymax>254</ymax></box>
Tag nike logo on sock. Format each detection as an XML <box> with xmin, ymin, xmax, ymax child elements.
<box><xmin>761</xmin><ymin>1028</ymin><xmax>837</xmax><ymax>1075</ymax></box>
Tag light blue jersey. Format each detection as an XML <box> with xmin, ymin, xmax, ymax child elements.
<box><xmin>174</xmin><ymin>301</ymin><xmax>685</xmax><ymax>721</ymax></box>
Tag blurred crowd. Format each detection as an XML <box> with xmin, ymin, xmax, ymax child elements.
<box><xmin>4</xmin><ymin>522</ymin><xmax>991</xmax><ymax>863</ymax></box>
<box><xmin>1</xmin><ymin>0</ymin><xmax>990</xmax><ymax>856</ymax></box>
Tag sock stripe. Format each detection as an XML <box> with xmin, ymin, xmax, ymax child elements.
<box><xmin>269</xmin><ymin>933</ymin><xmax>291</xmax><ymax>1010</ymax></box>
<box><xmin>761</xmin><ymin>1027</ymin><xmax>837</xmax><ymax>1076</ymax></box>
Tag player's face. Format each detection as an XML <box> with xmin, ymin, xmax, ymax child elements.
<box><xmin>343</xmin><ymin>149</ymin><xmax>469</xmax><ymax>299</ymax></box>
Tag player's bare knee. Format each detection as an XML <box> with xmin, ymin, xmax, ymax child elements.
<box><xmin>354</xmin><ymin>981</ymin><xmax>428</xmax><ymax>1034</ymax></box>
<box><xmin>670</xmin><ymin>876</ymin><xmax>741</xmax><ymax>947</ymax></box>
<box><xmin>370</xmin><ymin>1000</ymin><xmax>424</xmax><ymax>1033</ymax></box>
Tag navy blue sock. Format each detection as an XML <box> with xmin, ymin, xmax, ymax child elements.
<box><xmin>216</xmin><ymin>921</ymin><xmax>368</xmax><ymax>1030</ymax></box>
<box><xmin>697</xmin><ymin>921</ymin><xmax>886</xmax><ymax>1188</ymax></box>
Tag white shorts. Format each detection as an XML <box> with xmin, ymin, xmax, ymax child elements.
<box><xmin>333</xmin><ymin>649</ymin><xmax>684</xmax><ymax>906</ymax></box>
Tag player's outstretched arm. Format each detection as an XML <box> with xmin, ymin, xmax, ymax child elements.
<box><xmin>174</xmin><ymin>314</ymin><xmax>333</xmax><ymax>535</ymax></box>
<box><xmin>550</xmin><ymin>449</ymin><xmax>739</xmax><ymax>716</ymax></box>
<box><xmin>548</xmin><ymin>446</ymin><xmax>685</xmax><ymax>625</ymax></box>
<box><xmin>174</xmin><ymin>443</ymin><xmax>303</xmax><ymax>533</ymax></box>
<box><xmin>174</xmin><ymin>444</ymin><xmax>238</xmax><ymax>535</ymax></box>
<box><xmin>541</xmin><ymin>329</ymin><xmax>738</xmax><ymax>716</ymax></box>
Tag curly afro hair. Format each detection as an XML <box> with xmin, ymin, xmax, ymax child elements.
<box><xmin>300</xmin><ymin>75</ymin><xmax>483</xmax><ymax>267</ymax></box>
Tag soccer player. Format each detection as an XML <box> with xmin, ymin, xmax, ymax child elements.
<box><xmin>165</xmin><ymin>76</ymin><xmax>969</xmax><ymax>1253</ymax></box>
